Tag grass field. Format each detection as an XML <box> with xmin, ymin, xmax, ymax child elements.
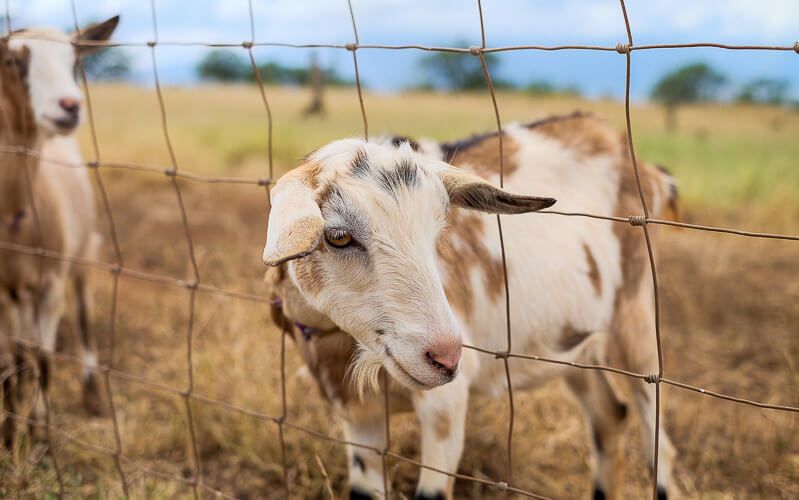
<box><xmin>1</xmin><ymin>85</ymin><xmax>798</xmax><ymax>499</ymax></box>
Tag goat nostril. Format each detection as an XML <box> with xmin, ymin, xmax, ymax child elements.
<box><xmin>58</xmin><ymin>98</ymin><xmax>80</xmax><ymax>115</ymax></box>
<box><xmin>426</xmin><ymin>350</ymin><xmax>460</xmax><ymax>375</ymax></box>
<box><xmin>426</xmin><ymin>351</ymin><xmax>444</xmax><ymax>370</ymax></box>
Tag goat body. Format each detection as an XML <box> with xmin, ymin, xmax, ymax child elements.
<box><xmin>0</xmin><ymin>23</ymin><xmax>114</xmax><ymax>446</ymax></box>
<box><xmin>266</xmin><ymin>112</ymin><xmax>679</xmax><ymax>499</ymax></box>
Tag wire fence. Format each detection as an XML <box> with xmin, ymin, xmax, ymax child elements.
<box><xmin>0</xmin><ymin>0</ymin><xmax>797</xmax><ymax>498</ymax></box>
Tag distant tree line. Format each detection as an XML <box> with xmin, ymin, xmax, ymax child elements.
<box><xmin>80</xmin><ymin>45</ymin><xmax>796</xmax><ymax>121</ymax></box>
<box><xmin>650</xmin><ymin>62</ymin><xmax>794</xmax><ymax>131</ymax></box>
<box><xmin>414</xmin><ymin>48</ymin><xmax>581</xmax><ymax>97</ymax></box>
<box><xmin>196</xmin><ymin>49</ymin><xmax>353</xmax><ymax>86</ymax></box>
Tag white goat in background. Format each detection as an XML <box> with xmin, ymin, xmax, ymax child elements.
<box><xmin>264</xmin><ymin>113</ymin><xmax>680</xmax><ymax>500</ymax></box>
<box><xmin>0</xmin><ymin>17</ymin><xmax>119</xmax><ymax>444</ymax></box>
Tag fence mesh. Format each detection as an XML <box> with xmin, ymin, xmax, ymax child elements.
<box><xmin>0</xmin><ymin>0</ymin><xmax>798</xmax><ymax>498</ymax></box>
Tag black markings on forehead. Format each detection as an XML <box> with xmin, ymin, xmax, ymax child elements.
<box><xmin>349</xmin><ymin>148</ymin><xmax>419</xmax><ymax>197</ymax></box>
<box><xmin>350</xmin><ymin>148</ymin><xmax>371</xmax><ymax>178</ymax></box>
<box><xmin>390</xmin><ymin>136</ymin><xmax>421</xmax><ymax>152</ymax></box>
<box><xmin>319</xmin><ymin>183</ymin><xmax>361</xmax><ymax>226</ymax></box>
<box><xmin>376</xmin><ymin>158</ymin><xmax>418</xmax><ymax>195</ymax></box>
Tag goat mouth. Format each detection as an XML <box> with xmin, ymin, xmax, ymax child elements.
<box><xmin>45</xmin><ymin>115</ymin><xmax>79</xmax><ymax>133</ymax></box>
<box><xmin>384</xmin><ymin>347</ymin><xmax>435</xmax><ymax>390</ymax></box>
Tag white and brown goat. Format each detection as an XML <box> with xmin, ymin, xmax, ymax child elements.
<box><xmin>263</xmin><ymin>113</ymin><xmax>679</xmax><ymax>499</ymax></box>
<box><xmin>0</xmin><ymin>17</ymin><xmax>119</xmax><ymax>444</ymax></box>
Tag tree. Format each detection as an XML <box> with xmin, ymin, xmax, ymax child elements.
<box><xmin>196</xmin><ymin>49</ymin><xmax>353</xmax><ymax>89</ymax></box>
<box><xmin>525</xmin><ymin>80</ymin><xmax>581</xmax><ymax>97</ymax></box>
<box><xmin>304</xmin><ymin>52</ymin><xmax>324</xmax><ymax>116</ymax></box>
<box><xmin>736</xmin><ymin>78</ymin><xmax>789</xmax><ymax>105</ymax></box>
<box><xmin>82</xmin><ymin>47</ymin><xmax>132</xmax><ymax>81</ymax></box>
<box><xmin>196</xmin><ymin>49</ymin><xmax>247</xmax><ymax>82</ymax></box>
<box><xmin>651</xmin><ymin>63</ymin><xmax>726</xmax><ymax>131</ymax></box>
<box><xmin>418</xmin><ymin>44</ymin><xmax>509</xmax><ymax>91</ymax></box>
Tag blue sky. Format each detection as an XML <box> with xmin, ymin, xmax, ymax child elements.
<box><xmin>12</xmin><ymin>0</ymin><xmax>799</xmax><ymax>99</ymax></box>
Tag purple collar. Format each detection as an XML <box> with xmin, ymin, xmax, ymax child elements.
<box><xmin>294</xmin><ymin>320</ymin><xmax>318</xmax><ymax>341</ymax></box>
<box><xmin>8</xmin><ymin>209</ymin><xmax>26</xmax><ymax>233</ymax></box>
<box><xmin>271</xmin><ymin>296</ymin><xmax>338</xmax><ymax>341</ymax></box>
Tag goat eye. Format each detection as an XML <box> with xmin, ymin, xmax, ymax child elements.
<box><xmin>15</xmin><ymin>59</ymin><xmax>27</xmax><ymax>79</ymax></box>
<box><xmin>325</xmin><ymin>228</ymin><xmax>353</xmax><ymax>248</ymax></box>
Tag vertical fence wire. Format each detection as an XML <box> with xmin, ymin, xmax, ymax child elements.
<box><xmin>346</xmin><ymin>0</ymin><xmax>369</xmax><ymax>139</ymax></box>
<box><xmin>618</xmin><ymin>2</ymin><xmax>665</xmax><ymax>498</ymax></box>
<box><xmin>67</xmin><ymin>2</ymin><xmax>130</xmax><ymax>496</ymax></box>
<box><xmin>0</xmin><ymin>0</ymin><xmax>797</xmax><ymax>499</ymax></box>
<box><xmin>474</xmin><ymin>0</ymin><xmax>516</xmax><ymax>488</ymax></box>
<box><xmin>147</xmin><ymin>0</ymin><xmax>202</xmax><ymax>496</ymax></box>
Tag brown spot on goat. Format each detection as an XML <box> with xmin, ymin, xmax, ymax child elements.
<box><xmin>0</xmin><ymin>43</ymin><xmax>35</xmax><ymax>142</ymax></box>
<box><xmin>653</xmin><ymin>163</ymin><xmax>680</xmax><ymax>222</ymax></box>
<box><xmin>442</xmin><ymin>133</ymin><xmax>520</xmax><ymax>179</ymax></box>
<box><xmin>611</xmin><ymin>138</ymin><xmax>668</xmax><ymax>301</ymax></box>
<box><xmin>531</xmin><ymin>112</ymin><xmax>621</xmax><ymax>160</ymax></box>
<box><xmin>583</xmin><ymin>243</ymin><xmax>602</xmax><ymax>296</ymax></box>
<box><xmin>559</xmin><ymin>325</ymin><xmax>593</xmax><ymax>351</ymax></box>
<box><xmin>434</xmin><ymin>411</ymin><xmax>451</xmax><ymax>440</ymax></box>
<box><xmin>301</xmin><ymin>162</ymin><xmax>323</xmax><ymax>189</ymax></box>
<box><xmin>437</xmin><ymin>209</ymin><xmax>504</xmax><ymax>318</ymax></box>
<box><xmin>265</xmin><ymin>265</ymin><xmax>291</xmax><ymax>331</ymax></box>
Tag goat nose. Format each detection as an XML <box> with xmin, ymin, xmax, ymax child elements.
<box><xmin>58</xmin><ymin>98</ymin><xmax>80</xmax><ymax>115</ymax></box>
<box><xmin>425</xmin><ymin>339</ymin><xmax>462</xmax><ymax>373</ymax></box>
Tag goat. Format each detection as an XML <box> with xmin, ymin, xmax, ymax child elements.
<box><xmin>263</xmin><ymin>112</ymin><xmax>680</xmax><ymax>499</ymax></box>
<box><xmin>0</xmin><ymin>17</ymin><xmax>119</xmax><ymax>445</ymax></box>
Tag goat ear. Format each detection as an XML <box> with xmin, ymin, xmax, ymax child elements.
<box><xmin>263</xmin><ymin>169</ymin><xmax>324</xmax><ymax>267</ymax></box>
<box><xmin>73</xmin><ymin>15</ymin><xmax>120</xmax><ymax>56</ymax></box>
<box><xmin>438</xmin><ymin>167</ymin><xmax>556</xmax><ymax>214</ymax></box>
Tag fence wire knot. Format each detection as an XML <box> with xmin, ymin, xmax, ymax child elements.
<box><xmin>87</xmin><ymin>160</ymin><xmax>99</xmax><ymax>169</ymax></box>
<box><xmin>615</xmin><ymin>42</ymin><xmax>630</xmax><ymax>54</ymax></box>
<box><xmin>469</xmin><ymin>46</ymin><xmax>482</xmax><ymax>56</ymax></box>
<box><xmin>257</xmin><ymin>178</ymin><xmax>271</xmax><ymax>187</ymax></box>
<box><xmin>345</xmin><ymin>43</ymin><xmax>357</xmax><ymax>51</ymax></box>
<box><xmin>494</xmin><ymin>351</ymin><xmax>510</xmax><ymax>360</ymax></box>
<box><xmin>147</xmin><ymin>40</ymin><xmax>157</xmax><ymax>48</ymax></box>
<box><xmin>629</xmin><ymin>215</ymin><xmax>647</xmax><ymax>226</ymax></box>
<box><xmin>241</xmin><ymin>41</ymin><xmax>253</xmax><ymax>49</ymax></box>
<box><xmin>794</xmin><ymin>41</ymin><xmax>799</xmax><ymax>53</ymax></box>
<box><xmin>496</xmin><ymin>481</ymin><xmax>509</xmax><ymax>491</ymax></box>
<box><xmin>644</xmin><ymin>373</ymin><xmax>660</xmax><ymax>384</ymax></box>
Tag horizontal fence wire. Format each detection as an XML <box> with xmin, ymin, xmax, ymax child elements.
<box><xmin>0</xmin><ymin>0</ymin><xmax>797</xmax><ymax>498</ymax></box>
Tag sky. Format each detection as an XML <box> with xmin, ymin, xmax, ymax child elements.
<box><xmin>10</xmin><ymin>0</ymin><xmax>799</xmax><ymax>100</ymax></box>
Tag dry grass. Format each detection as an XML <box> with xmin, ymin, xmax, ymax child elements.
<box><xmin>1</xmin><ymin>85</ymin><xmax>798</xmax><ymax>499</ymax></box>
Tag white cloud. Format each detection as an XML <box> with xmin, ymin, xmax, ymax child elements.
<box><xmin>14</xmin><ymin>0</ymin><xmax>799</xmax><ymax>45</ymax></box>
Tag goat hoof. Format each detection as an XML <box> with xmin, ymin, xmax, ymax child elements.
<box><xmin>349</xmin><ymin>488</ymin><xmax>373</xmax><ymax>500</ymax></box>
<box><xmin>657</xmin><ymin>486</ymin><xmax>668</xmax><ymax>500</ymax></box>
<box><xmin>593</xmin><ymin>486</ymin><xmax>607</xmax><ymax>500</ymax></box>
<box><xmin>82</xmin><ymin>374</ymin><xmax>109</xmax><ymax>417</ymax></box>
<box><xmin>415</xmin><ymin>491</ymin><xmax>446</xmax><ymax>500</ymax></box>
<box><xmin>2</xmin><ymin>420</ymin><xmax>16</xmax><ymax>449</ymax></box>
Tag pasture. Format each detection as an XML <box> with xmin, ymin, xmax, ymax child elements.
<box><xmin>2</xmin><ymin>85</ymin><xmax>798</xmax><ymax>498</ymax></box>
